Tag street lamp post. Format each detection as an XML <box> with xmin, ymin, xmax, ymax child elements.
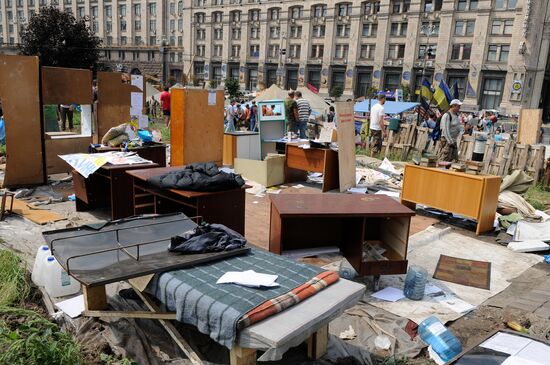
<box><xmin>417</xmin><ymin>24</ymin><xmax>436</xmax><ymax>126</ymax></box>
<box><xmin>159</xmin><ymin>36</ymin><xmax>168</xmax><ymax>86</ymax></box>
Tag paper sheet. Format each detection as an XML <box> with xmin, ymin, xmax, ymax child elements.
<box><xmin>130</xmin><ymin>92</ymin><xmax>143</xmax><ymax>116</ymax></box>
<box><xmin>374</xmin><ymin>190</ymin><xmax>400</xmax><ymax>198</ymax></box>
<box><xmin>480</xmin><ymin>332</ymin><xmax>532</xmax><ymax>355</ymax></box>
<box><xmin>138</xmin><ymin>115</ymin><xmax>149</xmax><ymax>129</ymax></box>
<box><xmin>217</xmin><ymin>270</ymin><xmax>279</xmax><ymax>288</ymax></box>
<box><xmin>347</xmin><ymin>187</ymin><xmax>368</xmax><ymax>194</ymax></box>
<box><xmin>131</xmin><ymin>75</ymin><xmax>144</xmax><ymax>90</ymax></box>
<box><xmin>424</xmin><ymin>283</ymin><xmax>444</xmax><ymax>295</ymax></box>
<box><xmin>208</xmin><ymin>91</ymin><xmax>217</xmax><ymax>105</ymax></box>
<box><xmin>371</xmin><ymin>287</ymin><xmax>405</xmax><ymax>302</ymax></box>
<box><xmin>515</xmin><ymin>341</ymin><xmax>550</xmax><ymax>364</ymax></box>
<box><xmin>55</xmin><ymin>295</ymin><xmax>84</xmax><ymax>318</ymax></box>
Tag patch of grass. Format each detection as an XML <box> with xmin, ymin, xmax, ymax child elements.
<box><xmin>0</xmin><ymin>306</ymin><xmax>83</xmax><ymax>365</ymax></box>
<box><xmin>0</xmin><ymin>250</ymin><xmax>31</xmax><ymax>307</ymax></box>
<box><xmin>100</xmin><ymin>353</ymin><xmax>138</xmax><ymax>365</ymax></box>
<box><xmin>149</xmin><ymin>121</ymin><xmax>170</xmax><ymax>143</ymax></box>
<box><xmin>0</xmin><ymin>144</ymin><xmax>6</xmax><ymax>156</ymax></box>
<box><xmin>524</xmin><ymin>184</ymin><xmax>550</xmax><ymax>211</ymax></box>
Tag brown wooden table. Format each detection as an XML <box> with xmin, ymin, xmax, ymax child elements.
<box><xmin>284</xmin><ymin>143</ymin><xmax>339</xmax><ymax>192</ymax></box>
<box><xmin>269</xmin><ymin>194</ymin><xmax>415</xmax><ymax>278</ymax></box>
<box><xmin>127</xmin><ymin>167</ymin><xmax>247</xmax><ymax>235</ymax></box>
<box><xmin>72</xmin><ymin>162</ymin><xmax>160</xmax><ymax>220</ymax></box>
<box><xmin>91</xmin><ymin>142</ymin><xmax>167</xmax><ymax>167</ymax></box>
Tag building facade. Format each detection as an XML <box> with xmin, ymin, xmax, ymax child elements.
<box><xmin>1</xmin><ymin>0</ymin><xmax>550</xmax><ymax>114</ymax></box>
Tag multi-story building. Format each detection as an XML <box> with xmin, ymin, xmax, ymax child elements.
<box><xmin>1</xmin><ymin>0</ymin><xmax>550</xmax><ymax>115</ymax></box>
<box><xmin>183</xmin><ymin>0</ymin><xmax>550</xmax><ymax>115</ymax></box>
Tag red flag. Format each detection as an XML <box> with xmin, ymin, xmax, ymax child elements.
<box><xmin>306</xmin><ymin>83</ymin><xmax>319</xmax><ymax>94</ymax></box>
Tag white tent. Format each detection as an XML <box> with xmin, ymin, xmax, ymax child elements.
<box><xmin>296</xmin><ymin>86</ymin><xmax>330</xmax><ymax>116</ymax></box>
<box><xmin>254</xmin><ymin>84</ymin><xmax>287</xmax><ymax>102</ymax></box>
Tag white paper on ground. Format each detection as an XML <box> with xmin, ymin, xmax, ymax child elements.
<box><xmin>55</xmin><ymin>295</ymin><xmax>85</xmax><ymax>318</ymax></box>
<box><xmin>424</xmin><ymin>283</ymin><xmax>444</xmax><ymax>295</ymax></box>
<box><xmin>371</xmin><ymin>287</ymin><xmax>405</xmax><ymax>302</ymax></box>
<box><xmin>515</xmin><ymin>341</ymin><xmax>550</xmax><ymax>364</ymax></box>
<box><xmin>374</xmin><ymin>190</ymin><xmax>400</xmax><ymax>198</ymax></box>
<box><xmin>217</xmin><ymin>270</ymin><xmax>279</xmax><ymax>288</ymax></box>
<box><xmin>427</xmin><ymin>345</ymin><xmax>445</xmax><ymax>365</ymax></box>
<box><xmin>480</xmin><ymin>332</ymin><xmax>532</xmax><ymax>355</ymax></box>
<box><xmin>347</xmin><ymin>187</ymin><xmax>368</xmax><ymax>194</ymax></box>
<box><xmin>220</xmin><ymin>167</ymin><xmax>235</xmax><ymax>174</ymax></box>
<box><xmin>508</xmin><ymin>240</ymin><xmax>549</xmax><ymax>252</ymax></box>
<box><xmin>355</xmin><ymin>172</ymin><xmax>363</xmax><ymax>185</ymax></box>
<box><xmin>266</xmin><ymin>189</ymin><xmax>281</xmax><ymax>194</ymax></box>
<box><xmin>379</xmin><ymin>158</ymin><xmax>398</xmax><ymax>174</ymax></box>
<box><xmin>293</xmin><ymin>184</ymin><xmax>305</xmax><ymax>189</ymax></box>
<box><xmin>535</xmin><ymin>209</ymin><xmax>550</xmax><ymax>222</ymax></box>
<box><xmin>515</xmin><ymin>220</ymin><xmax>550</xmax><ymax>241</ymax></box>
<box><xmin>310</xmin><ymin>172</ymin><xmax>322</xmax><ymax>178</ymax></box>
<box><xmin>506</xmin><ymin>223</ymin><xmax>517</xmax><ymax>236</ymax></box>
<box><xmin>502</xmin><ymin>356</ymin><xmax>541</xmax><ymax>365</ymax></box>
<box><xmin>433</xmin><ymin>293</ymin><xmax>475</xmax><ymax>314</ymax></box>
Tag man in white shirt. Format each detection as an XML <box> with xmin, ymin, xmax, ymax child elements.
<box><xmin>369</xmin><ymin>94</ymin><xmax>386</xmax><ymax>156</ymax></box>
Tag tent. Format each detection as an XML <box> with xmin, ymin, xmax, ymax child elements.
<box><xmin>296</xmin><ymin>86</ymin><xmax>330</xmax><ymax>116</ymax></box>
<box><xmin>254</xmin><ymin>84</ymin><xmax>287</xmax><ymax>102</ymax></box>
<box><xmin>354</xmin><ymin>100</ymin><xmax>419</xmax><ymax>114</ymax></box>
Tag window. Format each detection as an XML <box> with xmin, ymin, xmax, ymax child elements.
<box><xmin>421</xmin><ymin>21</ymin><xmax>439</xmax><ymax>36</ymax></box>
<box><xmin>213</xmin><ymin>45</ymin><xmax>222</xmax><ymax>57</ymax></box>
<box><xmin>360</xmin><ymin>44</ymin><xmax>375</xmax><ymax>59</ymax></box>
<box><xmin>481</xmin><ymin>78</ymin><xmax>504</xmax><ymax>109</ymax></box>
<box><xmin>214</xmin><ymin>28</ymin><xmax>223</xmax><ymax>40</ymax></box>
<box><xmin>213</xmin><ymin>0</ymin><xmax>223</xmax><ymax>4</ymax></box>
<box><xmin>390</xmin><ymin>23</ymin><xmax>399</xmax><ymax>36</ymax></box>
<box><xmin>133</xmin><ymin>51</ymin><xmax>139</xmax><ymax>61</ymax></box>
<box><xmin>231</xmin><ymin>45</ymin><xmax>240</xmax><ymax>57</ymax></box>
<box><xmin>119</xmin><ymin>4</ymin><xmax>126</xmax><ymax>16</ymax></box>
<box><xmin>169</xmin><ymin>2</ymin><xmax>175</xmax><ymax>15</ymax></box>
<box><xmin>418</xmin><ymin>44</ymin><xmax>436</xmax><ymax>59</ymax></box>
<box><xmin>121</xmin><ymin>36</ymin><xmax>127</xmax><ymax>45</ymax></box>
<box><xmin>500</xmin><ymin>45</ymin><xmax>509</xmax><ymax>62</ymax></box>
<box><xmin>249</xmin><ymin>9</ymin><xmax>259</xmax><ymax>21</ymax></box>
<box><xmin>336</xmin><ymin>24</ymin><xmax>350</xmax><ymax>37</ymax></box>
<box><xmin>195</xmin><ymin>13</ymin><xmax>204</xmax><ymax>23</ymax></box>
<box><xmin>250</xmin><ymin>27</ymin><xmax>259</xmax><ymax>39</ymax></box>
<box><xmin>331</xmin><ymin>69</ymin><xmax>345</xmax><ymax>91</ymax></box>
<box><xmin>423</xmin><ymin>0</ymin><xmax>442</xmax><ymax>12</ymax></box>
<box><xmin>135</xmin><ymin>36</ymin><xmax>142</xmax><ymax>44</ymax></box>
<box><xmin>384</xmin><ymin>72</ymin><xmax>401</xmax><ymax>92</ymax></box>
<box><xmin>78</xmin><ymin>6</ymin><xmax>85</xmax><ymax>18</ymax></box>
<box><xmin>388</xmin><ymin>44</ymin><xmax>405</xmax><ymax>59</ymax></box>
<box><xmin>196</xmin><ymin>28</ymin><xmax>205</xmax><ymax>39</ymax></box>
<box><xmin>465</xmin><ymin>20</ymin><xmax>475</xmax><ymax>35</ymax></box>
<box><xmin>196</xmin><ymin>44</ymin><xmax>205</xmax><ymax>56</ymax></box>
<box><xmin>454</xmin><ymin>20</ymin><xmax>474</xmax><ymax>36</ymax></box>
<box><xmin>231</xmin><ymin>27</ymin><xmax>241</xmax><ymax>40</ymax></box>
<box><xmin>134</xmin><ymin>20</ymin><xmax>141</xmax><ymax>31</ymax></box>
<box><xmin>106</xmin><ymin>21</ymin><xmax>112</xmax><ymax>32</ymax></box>
<box><xmin>390</xmin><ymin>22</ymin><xmax>407</xmax><ymax>36</ymax></box>
<box><xmin>487</xmin><ymin>44</ymin><xmax>509</xmax><ymax>62</ymax></box>
<box><xmin>248</xmin><ymin>69</ymin><xmax>258</xmax><ymax>91</ymax></box>
<box><xmin>356</xmin><ymin>72</ymin><xmax>372</xmax><ymax>97</ymax></box>
<box><xmin>362</xmin><ymin>23</ymin><xmax>377</xmax><ymax>37</ymax></box>
<box><xmin>149</xmin><ymin>36</ymin><xmax>156</xmax><ymax>45</ymax></box>
<box><xmin>118</xmin><ymin>50</ymin><xmax>125</xmax><ymax>60</ymax></box>
<box><xmin>495</xmin><ymin>0</ymin><xmax>516</xmax><ymax>10</ymax></box>
<box><xmin>289</xmin><ymin>44</ymin><xmax>301</xmax><ymax>58</ymax></box>
<box><xmin>91</xmin><ymin>6</ymin><xmax>98</xmax><ymax>17</ymax></box>
<box><xmin>487</xmin><ymin>45</ymin><xmax>498</xmax><ymax>61</ymax></box>
<box><xmin>178</xmin><ymin>1</ymin><xmax>183</xmax><ymax>13</ymax></box>
<box><xmin>169</xmin><ymin>36</ymin><xmax>175</xmax><ymax>46</ymax></box>
<box><xmin>92</xmin><ymin>21</ymin><xmax>98</xmax><ymax>32</ymax></box>
<box><xmin>178</xmin><ymin>36</ymin><xmax>182</xmax><ymax>46</ymax></box>
<box><xmin>491</xmin><ymin>20</ymin><xmax>501</xmax><ymax>35</ymax></box>
<box><xmin>362</xmin><ymin>1</ymin><xmax>380</xmax><ymax>15</ymax></box>
<box><xmin>249</xmin><ymin>44</ymin><xmax>259</xmax><ymax>57</ymax></box>
<box><xmin>133</xmin><ymin>4</ymin><xmax>140</xmax><ymax>16</ymax></box>
<box><xmin>447</xmin><ymin>76</ymin><xmax>466</xmax><ymax>99</ymax></box>
<box><xmin>451</xmin><ymin>43</ymin><xmax>471</xmax><ymax>60</ymax></box>
<box><xmin>105</xmin><ymin>5</ymin><xmax>112</xmax><ymax>17</ymax></box>
<box><xmin>311</xmin><ymin>44</ymin><xmax>324</xmax><ymax>58</ymax></box>
<box><xmin>268</xmin><ymin>45</ymin><xmax>280</xmax><ymax>58</ymax></box>
<box><xmin>269</xmin><ymin>26</ymin><xmax>280</xmax><ymax>38</ymax></box>
<box><xmin>230</xmin><ymin>11</ymin><xmax>240</xmax><ymax>22</ymax></box>
<box><xmin>212</xmin><ymin>12</ymin><xmax>222</xmax><ymax>23</ymax></box>
<box><xmin>290</xmin><ymin>26</ymin><xmax>302</xmax><ymax>38</ymax></box>
<box><xmin>493</xmin><ymin>19</ymin><xmax>513</xmax><ymax>35</ymax></box>
<box><xmin>178</xmin><ymin>19</ymin><xmax>183</xmax><ymax>31</ymax></box>
<box><xmin>268</xmin><ymin>8</ymin><xmax>279</xmax><ymax>20</ymax></box>
<box><xmin>149</xmin><ymin>20</ymin><xmax>156</xmax><ymax>32</ymax></box>
<box><xmin>148</xmin><ymin>51</ymin><xmax>155</xmax><ymax>61</ymax></box>
<box><xmin>29</xmin><ymin>0</ymin><xmax>36</xmax><ymax>6</ymax></box>
<box><xmin>312</xmin><ymin>4</ymin><xmax>327</xmax><ymax>17</ymax></box>
<box><xmin>337</xmin><ymin>3</ymin><xmax>352</xmax><ymax>16</ymax></box>
<box><xmin>148</xmin><ymin>3</ymin><xmax>156</xmax><ymax>16</ymax></box>
<box><xmin>334</xmin><ymin>44</ymin><xmax>349</xmax><ymax>59</ymax></box>
<box><xmin>290</xmin><ymin>6</ymin><xmax>302</xmax><ymax>19</ymax></box>
<box><xmin>463</xmin><ymin>43</ymin><xmax>472</xmax><ymax>59</ymax></box>
<box><xmin>503</xmin><ymin>20</ymin><xmax>513</xmax><ymax>34</ymax></box>
<box><xmin>194</xmin><ymin>0</ymin><xmax>205</xmax><ymax>5</ymax></box>
<box><xmin>392</xmin><ymin>0</ymin><xmax>411</xmax><ymax>13</ymax></box>
<box><xmin>178</xmin><ymin>53</ymin><xmax>182</xmax><ymax>62</ymax></box>
<box><xmin>457</xmin><ymin>0</ymin><xmax>477</xmax><ymax>10</ymax></box>
<box><xmin>312</xmin><ymin>25</ymin><xmax>325</xmax><ymax>37</ymax></box>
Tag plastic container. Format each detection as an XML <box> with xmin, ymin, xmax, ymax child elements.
<box><xmin>43</xmin><ymin>256</ymin><xmax>81</xmax><ymax>298</ymax></box>
<box><xmin>418</xmin><ymin>316</ymin><xmax>462</xmax><ymax>362</ymax></box>
<box><xmin>403</xmin><ymin>266</ymin><xmax>428</xmax><ymax>300</ymax></box>
<box><xmin>388</xmin><ymin>118</ymin><xmax>401</xmax><ymax>131</ymax></box>
<box><xmin>31</xmin><ymin>245</ymin><xmax>51</xmax><ymax>287</ymax></box>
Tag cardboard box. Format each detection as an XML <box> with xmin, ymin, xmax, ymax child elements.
<box><xmin>234</xmin><ymin>154</ymin><xmax>285</xmax><ymax>187</ymax></box>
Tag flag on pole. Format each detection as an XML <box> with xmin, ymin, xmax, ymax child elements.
<box><xmin>434</xmin><ymin>80</ymin><xmax>452</xmax><ymax>111</ymax></box>
<box><xmin>418</xmin><ymin>97</ymin><xmax>430</xmax><ymax>120</ymax></box>
<box><xmin>452</xmin><ymin>82</ymin><xmax>460</xmax><ymax>100</ymax></box>
<box><xmin>420</xmin><ymin>79</ymin><xmax>433</xmax><ymax>101</ymax></box>
<box><xmin>466</xmin><ymin>80</ymin><xmax>476</xmax><ymax>98</ymax></box>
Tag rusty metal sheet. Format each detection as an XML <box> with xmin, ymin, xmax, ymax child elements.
<box><xmin>41</xmin><ymin>66</ymin><xmax>93</xmax><ymax>105</ymax></box>
<box><xmin>0</xmin><ymin>55</ymin><xmax>44</xmax><ymax>187</ymax></box>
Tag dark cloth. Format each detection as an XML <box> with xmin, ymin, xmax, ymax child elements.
<box><xmin>169</xmin><ymin>223</ymin><xmax>246</xmax><ymax>254</ymax></box>
<box><xmin>147</xmin><ymin>163</ymin><xmax>245</xmax><ymax>191</ymax></box>
<box><xmin>163</xmin><ymin>110</ymin><xmax>170</xmax><ymax>116</ymax></box>
<box><xmin>370</xmin><ymin>129</ymin><xmax>382</xmax><ymax>154</ymax></box>
<box><xmin>438</xmin><ymin>137</ymin><xmax>458</xmax><ymax>162</ymax></box>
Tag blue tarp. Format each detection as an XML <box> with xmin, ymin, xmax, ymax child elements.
<box><xmin>354</xmin><ymin>100</ymin><xmax>419</xmax><ymax>114</ymax></box>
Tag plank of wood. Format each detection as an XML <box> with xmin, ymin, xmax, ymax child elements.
<box><xmin>307</xmin><ymin>324</ymin><xmax>328</xmax><ymax>360</ymax></box>
<box><xmin>83</xmin><ymin>285</ymin><xmax>108</xmax><ymax>311</ymax></box>
<box><xmin>11</xmin><ymin>199</ymin><xmax>65</xmax><ymax>225</ymax></box>
<box><xmin>230</xmin><ymin>346</ymin><xmax>257</xmax><ymax>365</ymax></box>
<box><xmin>518</xmin><ymin>109</ymin><xmax>543</xmax><ymax>145</ymax></box>
<box><xmin>336</xmin><ymin>102</ymin><xmax>356</xmax><ymax>192</ymax></box>
<box><xmin>83</xmin><ymin>310</ymin><xmax>177</xmax><ymax>320</ymax></box>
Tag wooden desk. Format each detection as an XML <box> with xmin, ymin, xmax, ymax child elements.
<box><xmin>72</xmin><ymin>162</ymin><xmax>159</xmax><ymax>220</ymax></box>
<box><xmin>223</xmin><ymin>131</ymin><xmax>260</xmax><ymax>166</ymax></box>
<box><xmin>401</xmin><ymin>164</ymin><xmax>500</xmax><ymax>235</ymax></box>
<box><xmin>91</xmin><ymin>143</ymin><xmax>167</xmax><ymax>167</ymax></box>
<box><xmin>269</xmin><ymin>194</ymin><xmax>415</xmax><ymax>277</ymax></box>
<box><xmin>127</xmin><ymin>167</ymin><xmax>247</xmax><ymax>234</ymax></box>
<box><xmin>284</xmin><ymin>143</ymin><xmax>339</xmax><ymax>192</ymax></box>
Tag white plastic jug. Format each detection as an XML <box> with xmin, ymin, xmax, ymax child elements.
<box><xmin>31</xmin><ymin>245</ymin><xmax>51</xmax><ymax>287</ymax></box>
<box><xmin>43</xmin><ymin>256</ymin><xmax>81</xmax><ymax>298</ymax></box>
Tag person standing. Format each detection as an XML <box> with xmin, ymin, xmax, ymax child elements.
<box><xmin>249</xmin><ymin>103</ymin><xmax>258</xmax><ymax>131</ymax></box>
<box><xmin>439</xmin><ymin>99</ymin><xmax>463</xmax><ymax>162</ymax></box>
<box><xmin>160</xmin><ymin>86</ymin><xmax>171</xmax><ymax>126</ymax></box>
<box><xmin>327</xmin><ymin>106</ymin><xmax>336</xmax><ymax>124</ymax></box>
<box><xmin>284</xmin><ymin>91</ymin><xmax>299</xmax><ymax>134</ymax></box>
<box><xmin>295</xmin><ymin>91</ymin><xmax>311</xmax><ymax>139</ymax></box>
<box><xmin>369</xmin><ymin>94</ymin><xmax>386</xmax><ymax>156</ymax></box>
<box><xmin>58</xmin><ymin>104</ymin><xmax>74</xmax><ymax>132</ymax></box>
<box><xmin>225</xmin><ymin>100</ymin><xmax>236</xmax><ymax>132</ymax></box>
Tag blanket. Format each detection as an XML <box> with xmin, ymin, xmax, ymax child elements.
<box><xmin>169</xmin><ymin>223</ymin><xmax>247</xmax><ymax>253</ymax></box>
<box><xmin>146</xmin><ymin>248</ymin><xmax>338</xmax><ymax>348</ymax></box>
<box><xmin>147</xmin><ymin>162</ymin><xmax>245</xmax><ymax>191</ymax></box>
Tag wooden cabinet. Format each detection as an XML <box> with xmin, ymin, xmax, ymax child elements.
<box><xmin>269</xmin><ymin>194</ymin><xmax>415</xmax><ymax>276</ymax></box>
<box><xmin>401</xmin><ymin>164</ymin><xmax>500</xmax><ymax>235</ymax></box>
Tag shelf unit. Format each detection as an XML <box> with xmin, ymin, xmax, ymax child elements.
<box><xmin>258</xmin><ymin>100</ymin><xmax>286</xmax><ymax>159</ymax></box>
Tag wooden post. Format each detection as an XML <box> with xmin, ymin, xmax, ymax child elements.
<box><xmin>385</xmin><ymin>130</ymin><xmax>394</xmax><ymax>158</ymax></box>
<box><xmin>229</xmin><ymin>346</ymin><xmax>257</xmax><ymax>365</ymax></box>
<box><xmin>83</xmin><ymin>285</ymin><xmax>108</xmax><ymax>311</ymax></box>
<box><xmin>307</xmin><ymin>324</ymin><xmax>328</xmax><ymax>360</ymax></box>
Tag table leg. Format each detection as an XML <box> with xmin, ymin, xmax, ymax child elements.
<box><xmin>307</xmin><ymin>324</ymin><xmax>328</xmax><ymax>360</ymax></box>
<box><xmin>83</xmin><ymin>285</ymin><xmax>107</xmax><ymax>311</ymax></box>
<box><xmin>230</xmin><ymin>345</ymin><xmax>256</xmax><ymax>365</ymax></box>
<box><xmin>400</xmin><ymin>200</ymin><xmax>416</xmax><ymax>211</ymax></box>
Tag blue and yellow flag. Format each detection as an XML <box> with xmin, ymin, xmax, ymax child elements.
<box><xmin>420</xmin><ymin>79</ymin><xmax>433</xmax><ymax>101</ymax></box>
<box><xmin>434</xmin><ymin>80</ymin><xmax>452</xmax><ymax>111</ymax></box>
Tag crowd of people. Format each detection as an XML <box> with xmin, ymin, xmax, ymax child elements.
<box><xmin>224</xmin><ymin>100</ymin><xmax>259</xmax><ymax>132</ymax></box>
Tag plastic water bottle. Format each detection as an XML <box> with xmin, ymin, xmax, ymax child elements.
<box><xmin>43</xmin><ymin>256</ymin><xmax>81</xmax><ymax>298</ymax></box>
<box><xmin>419</xmin><ymin>316</ymin><xmax>462</xmax><ymax>362</ymax></box>
<box><xmin>31</xmin><ymin>245</ymin><xmax>51</xmax><ymax>287</ymax></box>
<box><xmin>403</xmin><ymin>266</ymin><xmax>427</xmax><ymax>300</ymax></box>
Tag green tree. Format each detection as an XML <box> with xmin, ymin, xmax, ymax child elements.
<box><xmin>18</xmin><ymin>7</ymin><xmax>101</xmax><ymax>69</ymax></box>
<box><xmin>209</xmin><ymin>79</ymin><xmax>218</xmax><ymax>89</ymax></box>
<box><xmin>224</xmin><ymin>78</ymin><xmax>242</xmax><ymax>100</ymax></box>
<box><xmin>330</xmin><ymin>86</ymin><xmax>343</xmax><ymax>99</ymax></box>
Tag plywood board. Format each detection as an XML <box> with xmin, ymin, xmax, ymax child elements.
<box><xmin>336</xmin><ymin>102</ymin><xmax>356</xmax><ymax>192</ymax></box>
<box><xmin>44</xmin><ymin>135</ymin><xmax>92</xmax><ymax>174</ymax></box>
<box><xmin>518</xmin><ymin>109</ymin><xmax>542</xmax><ymax>145</ymax></box>
<box><xmin>12</xmin><ymin>199</ymin><xmax>65</xmax><ymax>224</ymax></box>
<box><xmin>171</xmin><ymin>89</ymin><xmax>224</xmax><ymax>166</ymax></box>
<box><xmin>234</xmin><ymin>156</ymin><xmax>285</xmax><ymax>187</ymax></box>
<box><xmin>41</xmin><ymin>67</ymin><xmax>93</xmax><ymax>105</ymax></box>
<box><xmin>0</xmin><ymin>55</ymin><xmax>45</xmax><ymax>187</ymax></box>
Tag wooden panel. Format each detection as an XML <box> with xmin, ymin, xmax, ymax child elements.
<box><xmin>41</xmin><ymin>67</ymin><xmax>93</xmax><ymax>105</ymax></box>
<box><xmin>269</xmin><ymin>203</ymin><xmax>282</xmax><ymax>254</ymax></box>
<box><xmin>83</xmin><ymin>285</ymin><xmax>108</xmax><ymax>311</ymax></box>
<box><xmin>0</xmin><ymin>54</ymin><xmax>45</xmax><ymax>187</ymax></box>
<box><xmin>518</xmin><ymin>109</ymin><xmax>542</xmax><ymax>145</ymax></box>
<box><xmin>401</xmin><ymin>165</ymin><xmax>485</xmax><ymax>219</ymax></box>
<box><xmin>476</xmin><ymin>176</ymin><xmax>501</xmax><ymax>235</ymax></box>
<box><xmin>223</xmin><ymin>135</ymin><xmax>236</xmax><ymax>166</ymax></box>
<box><xmin>336</xmin><ymin>102</ymin><xmax>356</xmax><ymax>192</ymax></box>
<box><xmin>44</xmin><ymin>135</ymin><xmax>92</xmax><ymax>174</ymax></box>
<box><xmin>380</xmin><ymin>216</ymin><xmax>410</xmax><ymax>258</ymax></box>
<box><xmin>72</xmin><ymin>170</ymin><xmax>88</xmax><ymax>204</ymax></box>
<box><xmin>171</xmin><ymin>89</ymin><xmax>224</xmax><ymax>166</ymax></box>
<box><xmin>286</xmin><ymin>144</ymin><xmax>326</xmax><ymax>172</ymax></box>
